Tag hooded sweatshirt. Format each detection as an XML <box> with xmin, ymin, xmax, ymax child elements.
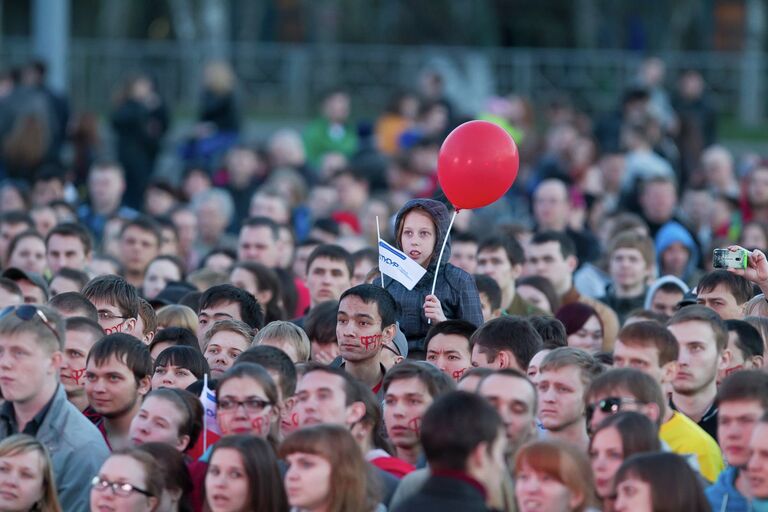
<box><xmin>382</xmin><ymin>199</ymin><xmax>484</xmax><ymax>352</ymax></box>
<box><xmin>655</xmin><ymin>221</ymin><xmax>701</xmax><ymax>285</ymax></box>
<box><xmin>705</xmin><ymin>466</ymin><xmax>751</xmax><ymax>512</ymax></box>
<box><xmin>644</xmin><ymin>275</ymin><xmax>690</xmax><ymax>310</ymax></box>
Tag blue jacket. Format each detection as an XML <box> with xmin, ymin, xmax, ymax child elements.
<box><xmin>706</xmin><ymin>466</ymin><xmax>750</xmax><ymax>512</ymax></box>
<box><xmin>382</xmin><ymin>199</ymin><xmax>484</xmax><ymax>352</ymax></box>
<box><xmin>0</xmin><ymin>386</ymin><xmax>110</xmax><ymax>512</ymax></box>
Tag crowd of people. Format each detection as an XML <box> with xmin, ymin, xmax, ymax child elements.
<box><xmin>0</xmin><ymin>54</ymin><xmax>762</xmax><ymax>511</ymax></box>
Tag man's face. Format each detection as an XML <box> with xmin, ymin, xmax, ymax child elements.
<box><xmin>650</xmin><ymin>289</ymin><xmax>683</xmax><ymax>317</ymax></box>
<box><xmin>661</xmin><ymin>242</ymin><xmax>689</xmax><ymax>276</ymax></box>
<box><xmin>46</xmin><ymin>234</ymin><xmax>89</xmax><ymax>274</ymax></box>
<box><xmin>294</xmin><ymin>371</ymin><xmax>355</xmax><ymax>427</ymax></box>
<box><xmin>720</xmin><ymin>331</ymin><xmax>762</xmax><ymax>381</ymax></box>
<box><xmin>748</xmin><ymin>422</ymin><xmax>768</xmax><ymax>499</ymax></box>
<box><xmin>0</xmin><ymin>222</ymin><xmax>29</xmax><ymax>265</ymax></box>
<box><xmin>426</xmin><ymin>333</ymin><xmax>472</xmax><ymax>382</ymax></box>
<box><xmin>478</xmin><ymin>292</ymin><xmax>500</xmax><ymax>323</ymax></box>
<box><xmin>336</xmin><ymin>295</ymin><xmax>387</xmax><ymax>363</ymax></box>
<box><xmin>639</xmin><ymin>181</ymin><xmax>676</xmax><ymax>224</ymax></box>
<box><xmin>0</xmin><ymin>287</ymin><xmax>22</xmax><ymax>308</ymax></box>
<box><xmin>32</xmin><ymin>179</ymin><xmax>63</xmax><ymax>207</ymax></box>
<box><xmin>85</xmin><ymin>355</ymin><xmax>149</xmax><ymax>418</ymax></box>
<box><xmin>668</xmin><ymin>320</ymin><xmax>726</xmax><ymax>396</ymax></box>
<box><xmin>477</xmin><ymin>247</ymin><xmax>517</xmax><ymax>291</ymax></box>
<box><xmin>307</xmin><ymin>257</ymin><xmax>351</xmax><ymax>307</ymax></box>
<box><xmin>533</xmin><ymin>181</ymin><xmax>569</xmax><ymax>230</ymax></box>
<box><xmin>749</xmin><ymin>169</ymin><xmax>768</xmax><ymax>208</ymax></box>
<box><xmin>720</xmin><ymin>400</ymin><xmax>764</xmax><ymax>468</ymax></box>
<box><xmin>612</xmin><ymin>339</ymin><xmax>668</xmax><ymax>385</ymax></box>
<box><xmin>478</xmin><ymin>374</ymin><xmax>537</xmax><ymax>454</ymax></box>
<box><xmin>0</xmin><ymin>333</ymin><xmax>59</xmax><ymax>404</ymax></box>
<box><xmin>15</xmin><ymin>280</ymin><xmax>45</xmax><ymax>305</ymax></box>
<box><xmin>384</xmin><ymin>377</ymin><xmax>433</xmax><ymax>452</ymax></box>
<box><xmin>536</xmin><ymin>365</ymin><xmax>585</xmax><ymax>432</ymax></box>
<box><xmin>197</xmin><ymin>300</ymin><xmax>243</xmax><ymax>339</ymax></box>
<box><xmin>118</xmin><ymin>227</ymin><xmax>159</xmax><ymax>275</ymax></box>
<box><xmin>90</xmin><ymin>298</ymin><xmax>137</xmax><ymax>336</ymax></box>
<box><xmin>697</xmin><ymin>284</ymin><xmax>744</xmax><ymax>320</ymax></box>
<box><xmin>204</xmin><ymin>331</ymin><xmax>251</xmax><ymax>379</ymax></box>
<box><xmin>88</xmin><ymin>168</ymin><xmax>124</xmax><ymax>209</ymax></box>
<box><xmin>60</xmin><ymin>328</ymin><xmax>101</xmax><ymax>398</ymax></box>
<box><xmin>129</xmin><ymin>395</ymin><xmax>187</xmax><ymax>450</ymax></box>
<box><xmin>525</xmin><ymin>242</ymin><xmax>574</xmax><ymax>294</ymax></box>
<box><xmin>449</xmin><ymin>242</ymin><xmax>478</xmax><ymax>275</ymax></box>
<box><xmin>609</xmin><ymin>248</ymin><xmax>649</xmax><ymax>290</ymax></box>
<box><xmin>237</xmin><ymin>225</ymin><xmax>278</xmax><ymax>267</ymax></box>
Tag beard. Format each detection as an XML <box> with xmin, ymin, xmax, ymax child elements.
<box><xmin>98</xmin><ymin>392</ymin><xmax>139</xmax><ymax>419</ymax></box>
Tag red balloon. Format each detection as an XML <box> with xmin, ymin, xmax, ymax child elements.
<box><xmin>437</xmin><ymin>120</ymin><xmax>519</xmax><ymax>210</ymax></box>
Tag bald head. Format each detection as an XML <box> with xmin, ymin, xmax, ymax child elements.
<box><xmin>533</xmin><ymin>179</ymin><xmax>569</xmax><ymax>231</ymax></box>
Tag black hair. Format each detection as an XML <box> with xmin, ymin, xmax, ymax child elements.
<box><xmin>147</xmin><ymin>255</ymin><xmax>187</xmax><ymax>282</ymax></box>
<box><xmin>0</xmin><ymin>277</ymin><xmax>21</xmax><ymax>297</ymax></box>
<box><xmin>87</xmin><ymin>333</ymin><xmax>153</xmax><ymax>383</ymax></box>
<box><xmin>420</xmin><ymin>391</ymin><xmax>503</xmax><ymax>471</ymax></box>
<box><xmin>338</xmin><ymin>284</ymin><xmax>397</xmax><ymax>328</ymax></box>
<box><xmin>474</xmin><ymin>274</ymin><xmax>502</xmax><ymax>311</ymax></box>
<box><xmin>527</xmin><ymin>316</ymin><xmax>568</xmax><ymax>350</ymax></box>
<box><xmin>48</xmin><ymin>292</ymin><xmax>99</xmax><ymax>322</ymax></box>
<box><xmin>304</xmin><ymin>300</ymin><xmax>339</xmax><ymax>345</ymax></box>
<box><xmin>452</xmin><ymin>232</ymin><xmax>478</xmax><ymax>245</ymax></box>
<box><xmin>154</xmin><ymin>346</ymin><xmax>209</xmax><ymax>380</ymax></box>
<box><xmin>52</xmin><ymin>268</ymin><xmax>90</xmax><ymax>291</ymax></box>
<box><xmin>149</xmin><ymin>327</ymin><xmax>201</xmax><ymax>354</ymax></box>
<box><xmin>202</xmin><ymin>247</ymin><xmax>236</xmax><ymax>269</ymax></box>
<box><xmin>45</xmin><ymin>222</ymin><xmax>93</xmax><ymax>255</ymax></box>
<box><xmin>136</xmin><ymin>442</ymin><xmax>193</xmax><ymax>512</ymax></box>
<box><xmin>241</xmin><ymin>216</ymin><xmax>280</xmax><ymax>241</ymax></box>
<box><xmin>313</xmin><ymin>218</ymin><xmax>340</xmax><ymax>237</ymax></box>
<box><xmin>470</xmin><ymin>316</ymin><xmax>543</xmax><ymax>369</ymax></box>
<box><xmin>351</xmin><ymin>247</ymin><xmax>378</xmax><ymax>267</ymax></box>
<box><xmin>230</xmin><ymin>262</ymin><xmax>285</xmax><ymax>323</ymax></box>
<box><xmin>119</xmin><ymin>215</ymin><xmax>162</xmax><ymax>247</ymax></box>
<box><xmin>236</xmin><ymin>345</ymin><xmax>298</xmax><ymax>398</ymax></box>
<box><xmin>725</xmin><ymin>319</ymin><xmax>765</xmax><ymax>358</ymax></box>
<box><xmin>478</xmin><ymin>234</ymin><xmax>525</xmax><ymax>266</ymax></box>
<box><xmin>529</xmin><ymin>231</ymin><xmax>577</xmax><ymax>259</ymax></box>
<box><xmin>199</xmin><ymin>284</ymin><xmax>264</xmax><ymax>330</ymax></box>
<box><xmin>0</xmin><ymin>210</ymin><xmax>33</xmax><ymax>229</ymax></box>
<box><xmin>306</xmin><ymin>244</ymin><xmax>353</xmax><ymax>277</ymax></box>
<box><xmin>698</xmin><ymin>270</ymin><xmax>755</xmax><ymax>305</ymax></box>
<box><xmin>424</xmin><ymin>319</ymin><xmax>476</xmax><ymax>352</ymax></box>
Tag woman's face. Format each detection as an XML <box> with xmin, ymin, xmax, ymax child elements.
<box><xmin>516</xmin><ymin>285</ymin><xmax>552</xmax><ymax>313</ymax></box>
<box><xmin>206</xmin><ymin>448</ymin><xmax>249</xmax><ymax>512</ymax></box>
<box><xmin>128</xmin><ymin>395</ymin><xmax>189</xmax><ymax>451</ymax></box>
<box><xmin>284</xmin><ymin>452</ymin><xmax>332</xmax><ymax>511</ymax></box>
<box><xmin>590</xmin><ymin>426</ymin><xmax>624</xmax><ymax>499</ymax></box>
<box><xmin>400</xmin><ymin>210</ymin><xmax>436</xmax><ymax>267</ymax></box>
<box><xmin>614</xmin><ymin>476</ymin><xmax>653</xmax><ymax>512</ymax></box>
<box><xmin>90</xmin><ymin>455</ymin><xmax>156</xmax><ymax>512</ymax></box>
<box><xmin>216</xmin><ymin>377</ymin><xmax>276</xmax><ymax>437</ymax></box>
<box><xmin>151</xmin><ymin>360</ymin><xmax>199</xmax><ymax>390</ymax></box>
<box><xmin>567</xmin><ymin>315</ymin><xmax>603</xmax><ymax>353</ymax></box>
<box><xmin>230</xmin><ymin>267</ymin><xmax>257</xmax><ymax>297</ymax></box>
<box><xmin>742</xmin><ymin>224</ymin><xmax>768</xmax><ymax>250</ymax></box>
<box><xmin>143</xmin><ymin>260</ymin><xmax>181</xmax><ymax>300</ymax></box>
<box><xmin>9</xmin><ymin>237</ymin><xmax>46</xmax><ymax>274</ymax></box>
<box><xmin>0</xmin><ymin>450</ymin><xmax>45</xmax><ymax>512</ymax></box>
<box><xmin>515</xmin><ymin>461</ymin><xmax>580</xmax><ymax>512</ymax></box>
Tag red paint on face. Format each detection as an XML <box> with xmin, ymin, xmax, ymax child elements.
<box><xmin>361</xmin><ymin>334</ymin><xmax>382</xmax><ymax>351</ymax></box>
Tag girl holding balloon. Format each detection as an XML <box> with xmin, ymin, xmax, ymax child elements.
<box><xmin>382</xmin><ymin>198</ymin><xmax>484</xmax><ymax>356</ymax></box>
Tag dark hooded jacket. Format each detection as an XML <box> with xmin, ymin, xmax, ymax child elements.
<box><xmin>382</xmin><ymin>199</ymin><xmax>484</xmax><ymax>353</ymax></box>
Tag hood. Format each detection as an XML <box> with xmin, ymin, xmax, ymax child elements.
<box><xmin>394</xmin><ymin>198</ymin><xmax>453</xmax><ymax>273</ymax></box>
<box><xmin>644</xmin><ymin>275</ymin><xmax>690</xmax><ymax>310</ymax></box>
<box><xmin>705</xmin><ymin>466</ymin><xmax>747</xmax><ymax>512</ymax></box>
<box><xmin>654</xmin><ymin>221</ymin><xmax>700</xmax><ymax>278</ymax></box>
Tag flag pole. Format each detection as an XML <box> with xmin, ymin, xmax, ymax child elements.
<box><xmin>430</xmin><ymin>209</ymin><xmax>458</xmax><ymax>295</ymax></box>
<box><xmin>203</xmin><ymin>374</ymin><xmax>209</xmax><ymax>452</ymax></box>
<box><xmin>376</xmin><ymin>216</ymin><xmax>384</xmax><ymax>287</ymax></box>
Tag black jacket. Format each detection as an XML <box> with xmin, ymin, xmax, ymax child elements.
<box><xmin>393</xmin><ymin>474</ymin><xmax>491</xmax><ymax>512</ymax></box>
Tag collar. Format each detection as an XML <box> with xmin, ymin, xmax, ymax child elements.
<box><xmin>669</xmin><ymin>397</ymin><xmax>718</xmax><ymax>420</ymax></box>
<box><xmin>0</xmin><ymin>385</ymin><xmax>59</xmax><ymax>436</ymax></box>
<box><xmin>431</xmin><ymin>469</ymin><xmax>487</xmax><ymax>499</ymax></box>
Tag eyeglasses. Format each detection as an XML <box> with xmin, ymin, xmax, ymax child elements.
<box><xmin>218</xmin><ymin>397</ymin><xmax>272</xmax><ymax>413</ymax></box>
<box><xmin>586</xmin><ymin>397</ymin><xmax>644</xmax><ymax>423</ymax></box>
<box><xmin>91</xmin><ymin>476</ymin><xmax>153</xmax><ymax>498</ymax></box>
<box><xmin>98</xmin><ymin>310</ymin><xmax>127</xmax><ymax>322</ymax></box>
<box><xmin>0</xmin><ymin>305</ymin><xmax>60</xmax><ymax>343</ymax></box>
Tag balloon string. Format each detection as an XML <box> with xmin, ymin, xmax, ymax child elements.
<box><xmin>430</xmin><ymin>210</ymin><xmax>458</xmax><ymax>296</ymax></box>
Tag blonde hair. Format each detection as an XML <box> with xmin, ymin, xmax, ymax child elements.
<box><xmin>253</xmin><ymin>321</ymin><xmax>311</xmax><ymax>362</ymax></box>
<box><xmin>156</xmin><ymin>305</ymin><xmax>198</xmax><ymax>332</ymax></box>
<box><xmin>0</xmin><ymin>434</ymin><xmax>61</xmax><ymax>512</ymax></box>
<box><xmin>203</xmin><ymin>61</ymin><xmax>235</xmax><ymax>95</ymax></box>
<box><xmin>203</xmin><ymin>319</ymin><xmax>254</xmax><ymax>351</ymax></box>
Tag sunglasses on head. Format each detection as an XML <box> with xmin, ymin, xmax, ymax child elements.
<box><xmin>0</xmin><ymin>305</ymin><xmax>61</xmax><ymax>343</ymax></box>
<box><xmin>586</xmin><ymin>396</ymin><xmax>644</xmax><ymax>423</ymax></box>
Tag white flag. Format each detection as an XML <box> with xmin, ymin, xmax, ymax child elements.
<box><xmin>378</xmin><ymin>239</ymin><xmax>427</xmax><ymax>291</ymax></box>
<box><xmin>200</xmin><ymin>374</ymin><xmax>221</xmax><ymax>436</ymax></box>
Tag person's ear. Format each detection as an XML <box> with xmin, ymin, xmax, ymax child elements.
<box><xmin>719</xmin><ymin>349</ymin><xmax>732</xmax><ymax>371</ymax></box>
<box><xmin>511</xmin><ymin>263</ymin><xmax>523</xmax><ymax>280</ymax></box>
<box><xmin>142</xmin><ymin>330</ymin><xmax>155</xmax><ymax>345</ymax></box>
<box><xmin>394</xmin><ymin>355</ymin><xmax>404</xmax><ymax>366</ymax></box>
<box><xmin>147</xmin><ymin>496</ymin><xmax>158</xmax><ymax>511</ymax></box>
<box><xmin>566</xmin><ymin>255</ymin><xmax>578</xmax><ymax>273</ymax></box>
<box><xmin>496</xmin><ymin>351</ymin><xmax>514</xmax><ymax>370</ymax></box>
<box><xmin>752</xmin><ymin>355</ymin><xmax>765</xmax><ymax>369</ymax></box>
<box><xmin>125</xmin><ymin>317</ymin><xmax>137</xmax><ymax>334</ymax></box>
<box><xmin>49</xmin><ymin>351</ymin><xmax>63</xmax><ymax>374</ymax></box>
<box><xmin>660</xmin><ymin>361</ymin><xmax>677</xmax><ymax>385</ymax></box>
<box><xmin>176</xmin><ymin>434</ymin><xmax>191</xmax><ymax>452</ymax></box>
<box><xmin>467</xmin><ymin>440</ymin><xmax>489</xmax><ymax>474</ymax></box>
<box><xmin>382</xmin><ymin>324</ymin><xmax>396</xmax><ymax>343</ymax></box>
<box><xmin>137</xmin><ymin>376</ymin><xmax>152</xmax><ymax>396</ymax></box>
<box><xmin>283</xmin><ymin>396</ymin><xmax>296</xmax><ymax>413</ymax></box>
<box><xmin>345</xmin><ymin>401</ymin><xmax>366</xmax><ymax>427</ymax></box>
<box><xmin>568</xmin><ymin>490</ymin><xmax>585</xmax><ymax>510</ymax></box>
